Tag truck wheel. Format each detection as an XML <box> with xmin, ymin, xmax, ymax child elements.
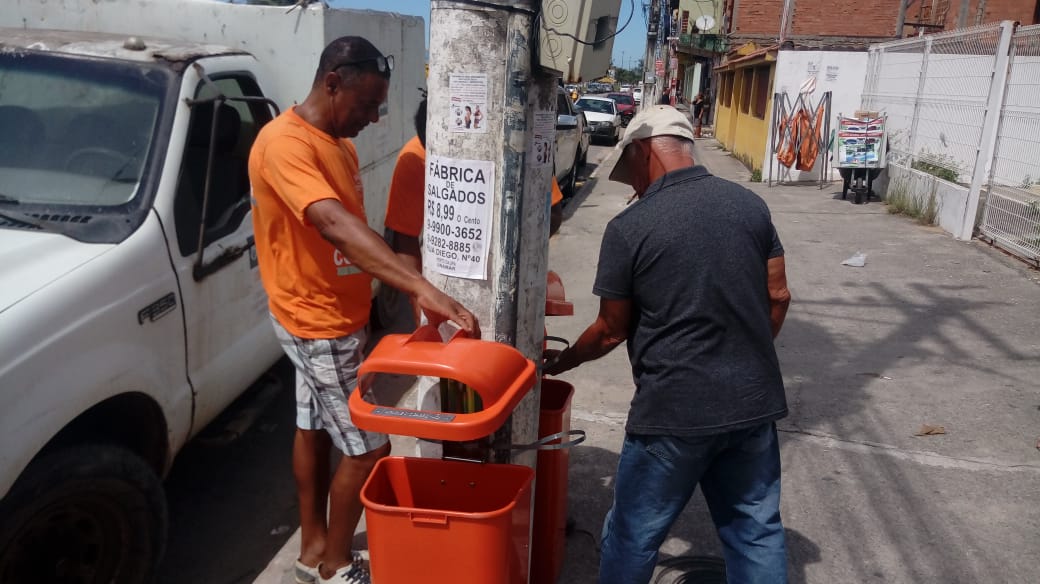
<box><xmin>563</xmin><ymin>161</ymin><xmax>578</xmax><ymax>199</ymax></box>
<box><xmin>0</xmin><ymin>445</ymin><xmax>167</xmax><ymax>584</ymax></box>
<box><xmin>577</xmin><ymin>143</ymin><xmax>588</xmax><ymax>168</ymax></box>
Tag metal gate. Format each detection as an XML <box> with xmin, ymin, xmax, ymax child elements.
<box><xmin>979</xmin><ymin>25</ymin><xmax>1040</xmax><ymax>267</ymax></box>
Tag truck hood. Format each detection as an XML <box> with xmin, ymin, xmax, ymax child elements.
<box><xmin>583</xmin><ymin>111</ymin><xmax>618</xmax><ymax>123</ymax></box>
<box><xmin>0</xmin><ymin>230</ymin><xmax>112</xmax><ymax>314</ymax></box>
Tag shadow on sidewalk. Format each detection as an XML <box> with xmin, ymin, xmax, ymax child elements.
<box><xmin>559</xmin><ymin>443</ymin><xmax>821</xmax><ymax>583</ymax></box>
<box><xmin>773</xmin><ymin>276</ymin><xmax>1027</xmax><ymax>581</ymax></box>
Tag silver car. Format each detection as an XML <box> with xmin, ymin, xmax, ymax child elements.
<box><xmin>574</xmin><ymin>96</ymin><xmax>621</xmax><ymax>145</ymax></box>
<box><xmin>554</xmin><ymin>86</ymin><xmax>590</xmax><ymax>197</ymax></box>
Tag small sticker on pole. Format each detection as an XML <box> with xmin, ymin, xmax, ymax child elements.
<box><xmin>531</xmin><ymin>111</ymin><xmax>556</xmax><ymax>167</ymax></box>
<box><xmin>424</xmin><ymin>154</ymin><xmax>495</xmax><ymax>279</ymax></box>
<box><xmin>449</xmin><ymin>74</ymin><xmax>488</xmax><ymax>134</ymax></box>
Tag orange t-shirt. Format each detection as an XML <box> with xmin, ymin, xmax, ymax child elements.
<box><xmin>384</xmin><ymin>135</ymin><xmax>426</xmax><ymax>238</ymax></box>
<box><xmin>249</xmin><ymin>107</ymin><xmax>373</xmax><ymax>339</ymax></box>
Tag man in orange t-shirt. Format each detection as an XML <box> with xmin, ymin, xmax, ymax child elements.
<box><xmin>249</xmin><ymin>37</ymin><xmax>478</xmax><ymax>584</ymax></box>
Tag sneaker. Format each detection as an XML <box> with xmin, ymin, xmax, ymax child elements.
<box><xmin>317</xmin><ymin>561</ymin><xmax>370</xmax><ymax>584</ymax></box>
<box><xmin>296</xmin><ymin>552</ymin><xmax>364</xmax><ymax>584</ymax></box>
<box><xmin>294</xmin><ymin>559</ymin><xmax>320</xmax><ymax>584</ymax></box>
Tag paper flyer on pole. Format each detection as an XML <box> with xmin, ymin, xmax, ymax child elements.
<box><xmin>531</xmin><ymin>111</ymin><xmax>556</xmax><ymax>167</ymax></box>
<box><xmin>424</xmin><ymin>154</ymin><xmax>495</xmax><ymax>279</ymax></box>
<box><xmin>449</xmin><ymin>74</ymin><xmax>488</xmax><ymax>134</ymax></box>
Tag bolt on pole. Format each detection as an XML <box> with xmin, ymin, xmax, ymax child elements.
<box><xmin>421</xmin><ymin>0</ymin><xmax>555</xmax><ymax>466</ymax></box>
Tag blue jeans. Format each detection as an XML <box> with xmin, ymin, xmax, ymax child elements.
<box><xmin>598</xmin><ymin>422</ymin><xmax>787</xmax><ymax>584</ymax></box>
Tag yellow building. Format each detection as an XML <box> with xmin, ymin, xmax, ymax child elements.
<box><xmin>713</xmin><ymin>43</ymin><xmax>777</xmax><ymax>175</ymax></box>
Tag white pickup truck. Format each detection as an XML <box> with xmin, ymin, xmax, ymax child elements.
<box><xmin>0</xmin><ymin>2</ymin><xmax>423</xmax><ymax>580</ymax></box>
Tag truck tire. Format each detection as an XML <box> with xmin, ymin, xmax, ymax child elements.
<box><xmin>562</xmin><ymin>161</ymin><xmax>578</xmax><ymax>199</ymax></box>
<box><xmin>0</xmin><ymin>444</ymin><xmax>167</xmax><ymax>584</ymax></box>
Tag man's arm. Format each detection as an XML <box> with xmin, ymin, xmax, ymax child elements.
<box><xmin>767</xmin><ymin>256</ymin><xmax>791</xmax><ymax>338</ymax></box>
<box><xmin>390</xmin><ymin>232</ymin><xmax>422</xmax><ymax>273</ymax></box>
<box><xmin>306</xmin><ymin>199</ymin><xmax>478</xmax><ymax>335</ymax></box>
<box><xmin>389</xmin><ymin>230</ymin><xmax>423</xmax><ymax>324</ymax></box>
<box><xmin>544</xmin><ymin>297</ymin><xmax>632</xmax><ymax>375</ymax></box>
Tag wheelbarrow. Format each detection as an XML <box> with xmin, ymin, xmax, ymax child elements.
<box><xmin>838</xmin><ymin>167</ymin><xmax>883</xmax><ymax>205</ymax></box>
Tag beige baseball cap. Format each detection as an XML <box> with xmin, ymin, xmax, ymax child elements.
<box><xmin>609</xmin><ymin>105</ymin><xmax>696</xmax><ymax>185</ymax></box>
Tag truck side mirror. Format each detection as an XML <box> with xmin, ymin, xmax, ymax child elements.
<box><xmin>556</xmin><ymin>114</ymin><xmax>578</xmax><ymax>130</ymax></box>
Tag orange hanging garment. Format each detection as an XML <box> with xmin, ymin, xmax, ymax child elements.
<box><xmin>777</xmin><ymin>113</ymin><xmax>798</xmax><ymax>168</ymax></box>
<box><xmin>796</xmin><ymin>104</ymin><xmax>826</xmax><ymax>172</ymax></box>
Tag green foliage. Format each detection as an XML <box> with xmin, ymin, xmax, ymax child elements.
<box><xmin>911</xmin><ymin>151</ymin><xmax>960</xmax><ymax>184</ymax></box>
<box><xmin>886</xmin><ymin>176</ymin><xmax>939</xmax><ymax>225</ymax></box>
<box><xmin>732</xmin><ymin>151</ymin><xmax>761</xmax><ymax>182</ymax></box>
<box><xmin>614</xmin><ymin>66</ymin><xmax>643</xmax><ymax>86</ymax></box>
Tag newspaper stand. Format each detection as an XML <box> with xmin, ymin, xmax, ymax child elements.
<box><xmin>351</xmin><ymin>326</ymin><xmax>536</xmax><ymax>584</ymax></box>
<box><xmin>834</xmin><ymin>112</ymin><xmax>888</xmax><ymax>204</ymax></box>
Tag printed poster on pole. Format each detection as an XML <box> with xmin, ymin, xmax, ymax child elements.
<box><xmin>449</xmin><ymin>74</ymin><xmax>488</xmax><ymax>134</ymax></box>
<box><xmin>531</xmin><ymin>110</ymin><xmax>555</xmax><ymax>167</ymax></box>
<box><xmin>424</xmin><ymin>154</ymin><xmax>496</xmax><ymax>279</ymax></box>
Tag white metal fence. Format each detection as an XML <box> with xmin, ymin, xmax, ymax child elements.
<box><xmin>980</xmin><ymin>25</ymin><xmax>1040</xmax><ymax>265</ymax></box>
<box><xmin>862</xmin><ymin>21</ymin><xmax>1040</xmax><ymax>265</ymax></box>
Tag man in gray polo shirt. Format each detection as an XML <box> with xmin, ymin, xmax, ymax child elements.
<box><xmin>545</xmin><ymin>105</ymin><xmax>792</xmax><ymax>583</ymax></box>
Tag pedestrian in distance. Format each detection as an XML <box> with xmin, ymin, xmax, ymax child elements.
<box><xmin>248</xmin><ymin>36</ymin><xmax>479</xmax><ymax>584</ymax></box>
<box><xmin>692</xmin><ymin>92</ymin><xmax>706</xmax><ymax>138</ymax></box>
<box><xmin>544</xmin><ymin>105</ymin><xmax>792</xmax><ymax>584</ymax></box>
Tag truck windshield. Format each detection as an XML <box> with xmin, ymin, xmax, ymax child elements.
<box><xmin>0</xmin><ymin>52</ymin><xmax>169</xmax><ymax>210</ymax></box>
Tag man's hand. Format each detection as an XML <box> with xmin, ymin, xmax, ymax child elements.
<box><xmin>414</xmin><ymin>283</ymin><xmax>480</xmax><ymax>338</ymax></box>
<box><xmin>543</xmin><ymin>297</ymin><xmax>631</xmax><ymax>376</ymax></box>
<box><xmin>542</xmin><ymin>348</ymin><xmax>572</xmax><ymax>376</ymax></box>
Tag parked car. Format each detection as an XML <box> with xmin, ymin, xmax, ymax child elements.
<box><xmin>574</xmin><ymin>95</ymin><xmax>621</xmax><ymax>145</ymax></box>
<box><xmin>620</xmin><ymin>84</ymin><xmax>633</xmax><ymax>93</ymax></box>
<box><xmin>606</xmin><ymin>92</ymin><xmax>636</xmax><ymax>126</ymax></box>
<box><xmin>633</xmin><ymin>86</ymin><xmax>643</xmax><ymax>104</ymax></box>
<box><xmin>555</xmin><ymin>85</ymin><xmax>590</xmax><ymax>197</ymax></box>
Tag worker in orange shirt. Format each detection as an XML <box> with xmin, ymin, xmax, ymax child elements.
<box><xmin>248</xmin><ymin>37</ymin><xmax>478</xmax><ymax>584</ymax></box>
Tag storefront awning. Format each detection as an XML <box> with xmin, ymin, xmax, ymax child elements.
<box><xmin>714</xmin><ymin>43</ymin><xmax>778</xmax><ymax>71</ymax></box>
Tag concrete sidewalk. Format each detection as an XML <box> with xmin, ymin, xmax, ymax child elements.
<box><xmin>255</xmin><ymin>138</ymin><xmax>1040</xmax><ymax>583</ymax></box>
<box><xmin>548</xmin><ymin>138</ymin><xmax>1040</xmax><ymax>583</ymax></box>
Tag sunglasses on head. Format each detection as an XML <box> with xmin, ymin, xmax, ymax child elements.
<box><xmin>334</xmin><ymin>55</ymin><xmax>394</xmax><ymax>77</ymax></box>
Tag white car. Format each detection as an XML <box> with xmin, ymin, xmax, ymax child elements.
<box><xmin>633</xmin><ymin>86</ymin><xmax>643</xmax><ymax>105</ymax></box>
<box><xmin>574</xmin><ymin>96</ymin><xmax>621</xmax><ymax>145</ymax></box>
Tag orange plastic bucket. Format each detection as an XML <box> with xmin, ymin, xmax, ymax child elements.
<box><xmin>531</xmin><ymin>379</ymin><xmax>574</xmax><ymax>584</ymax></box>
<box><xmin>361</xmin><ymin>457</ymin><xmax>534</xmax><ymax>584</ymax></box>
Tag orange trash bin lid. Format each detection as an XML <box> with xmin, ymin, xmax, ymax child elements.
<box><xmin>350</xmin><ymin>325</ymin><xmax>536</xmax><ymax>441</ymax></box>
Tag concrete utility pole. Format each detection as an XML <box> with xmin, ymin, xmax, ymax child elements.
<box><xmin>896</xmin><ymin>0</ymin><xmax>908</xmax><ymax>38</ymax></box>
<box><xmin>958</xmin><ymin>0</ymin><xmax>971</xmax><ymax>29</ymax></box>
<box><xmin>643</xmin><ymin>0</ymin><xmax>660</xmax><ymax>107</ymax></box>
<box><xmin>422</xmin><ymin>0</ymin><xmax>555</xmax><ymax>467</ymax></box>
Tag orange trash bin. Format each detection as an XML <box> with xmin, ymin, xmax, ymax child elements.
<box><xmin>361</xmin><ymin>456</ymin><xmax>534</xmax><ymax>584</ymax></box>
<box><xmin>531</xmin><ymin>379</ymin><xmax>575</xmax><ymax>584</ymax></box>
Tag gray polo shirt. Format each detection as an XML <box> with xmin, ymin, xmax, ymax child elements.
<box><xmin>594</xmin><ymin>165</ymin><xmax>787</xmax><ymax>436</ymax></box>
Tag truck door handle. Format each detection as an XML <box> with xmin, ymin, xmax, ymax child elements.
<box><xmin>192</xmin><ymin>241</ymin><xmax>251</xmax><ymax>281</ymax></box>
